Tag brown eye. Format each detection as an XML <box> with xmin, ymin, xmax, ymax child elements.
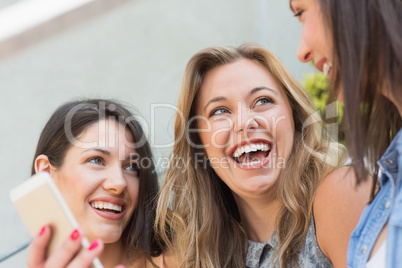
<box><xmin>124</xmin><ymin>163</ymin><xmax>140</xmax><ymax>176</ymax></box>
<box><xmin>89</xmin><ymin>157</ymin><xmax>103</xmax><ymax>165</ymax></box>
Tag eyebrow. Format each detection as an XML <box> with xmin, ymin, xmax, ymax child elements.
<box><xmin>84</xmin><ymin>148</ymin><xmax>111</xmax><ymax>156</ymax></box>
<box><xmin>249</xmin><ymin>86</ymin><xmax>279</xmax><ymax>97</ymax></box>
<box><xmin>289</xmin><ymin>0</ymin><xmax>295</xmax><ymax>13</ymax></box>
<box><xmin>203</xmin><ymin>86</ymin><xmax>278</xmax><ymax>112</ymax></box>
<box><xmin>83</xmin><ymin>148</ymin><xmax>138</xmax><ymax>162</ymax></box>
<box><xmin>203</xmin><ymin>96</ymin><xmax>227</xmax><ymax>113</ymax></box>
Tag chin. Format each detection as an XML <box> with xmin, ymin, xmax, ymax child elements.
<box><xmin>241</xmin><ymin>178</ymin><xmax>278</xmax><ymax>196</ymax></box>
<box><xmin>102</xmin><ymin>236</ymin><xmax>122</xmax><ymax>244</ymax></box>
<box><xmin>99</xmin><ymin>231</ymin><xmax>124</xmax><ymax>244</ymax></box>
<box><xmin>89</xmin><ymin>226</ymin><xmax>124</xmax><ymax>244</ymax></box>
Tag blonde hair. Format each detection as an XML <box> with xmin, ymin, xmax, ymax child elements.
<box><xmin>156</xmin><ymin>44</ymin><xmax>345</xmax><ymax>268</ymax></box>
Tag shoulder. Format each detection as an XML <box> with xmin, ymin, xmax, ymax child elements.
<box><xmin>315</xmin><ymin>166</ymin><xmax>370</xmax><ymax>199</ymax></box>
<box><xmin>313</xmin><ymin>166</ymin><xmax>372</xmax><ymax>267</ymax></box>
<box><xmin>314</xmin><ymin>167</ymin><xmax>372</xmax><ymax>208</ymax></box>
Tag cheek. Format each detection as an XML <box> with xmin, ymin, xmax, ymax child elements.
<box><xmin>53</xmin><ymin>174</ymin><xmax>74</xmax><ymax>199</ymax></box>
<box><xmin>308</xmin><ymin>9</ymin><xmax>332</xmax><ymax>57</ymax></box>
<box><xmin>303</xmin><ymin>20</ymin><xmax>319</xmax><ymax>50</ymax></box>
<box><xmin>127</xmin><ymin>179</ymin><xmax>140</xmax><ymax>208</ymax></box>
<box><xmin>198</xmin><ymin>119</ymin><xmax>231</xmax><ymax>151</ymax></box>
<box><xmin>211</xmin><ymin>123</ymin><xmax>231</xmax><ymax>148</ymax></box>
<box><xmin>272</xmin><ymin>110</ymin><xmax>295</xmax><ymax>157</ymax></box>
<box><xmin>54</xmin><ymin>177</ymin><xmax>87</xmax><ymax>218</ymax></box>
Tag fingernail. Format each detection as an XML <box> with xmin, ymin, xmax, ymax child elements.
<box><xmin>115</xmin><ymin>265</ymin><xmax>125</xmax><ymax>268</ymax></box>
<box><xmin>70</xmin><ymin>229</ymin><xmax>80</xmax><ymax>241</ymax></box>
<box><xmin>38</xmin><ymin>226</ymin><xmax>46</xmax><ymax>236</ymax></box>
<box><xmin>88</xmin><ymin>239</ymin><xmax>99</xmax><ymax>251</ymax></box>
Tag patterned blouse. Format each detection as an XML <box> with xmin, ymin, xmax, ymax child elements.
<box><xmin>246</xmin><ymin>217</ymin><xmax>333</xmax><ymax>268</ymax></box>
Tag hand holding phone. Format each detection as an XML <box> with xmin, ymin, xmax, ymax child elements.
<box><xmin>9</xmin><ymin>172</ymin><xmax>103</xmax><ymax>268</ymax></box>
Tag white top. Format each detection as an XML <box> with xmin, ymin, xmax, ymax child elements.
<box><xmin>366</xmin><ymin>240</ymin><xmax>387</xmax><ymax>268</ymax></box>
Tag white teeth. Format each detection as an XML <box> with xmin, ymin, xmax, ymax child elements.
<box><xmin>240</xmin><ymin>160</ymin><xmax>262</xmax><ymax>166</ymax></box>
<box><xmin>323</xmin><ymin>62</ymin><xmax>332</xmax><ymax>76</ymax></box>
<box><xmin>250</xmin><ymin>144</ymin><xmax>258</xmax><ymax>152</ymax></box>
<box><xmin>91</xmin><ymin>201</ymin><xmax>122</xmax><ymax>212</ymax></box>
<box><xmin>244</xmin><ymin>145</ymin><xmax>251</xmax><ymax>153</ymax></box>
<box><xmin>232</xmin><ymin>142</ymin><xmax>271</xmax><ymax>158</ymax></box>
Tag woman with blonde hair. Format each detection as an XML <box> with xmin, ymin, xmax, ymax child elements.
<box><xmin>156</xmin><ymin>44</ymin><xmax>371</xmax><ymax>267</ymax></box>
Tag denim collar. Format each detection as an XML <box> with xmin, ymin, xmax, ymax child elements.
<box><xmin>378</xmin><ymin>127</ymin><xmax>402</xmax><ymax>186</ymax></box>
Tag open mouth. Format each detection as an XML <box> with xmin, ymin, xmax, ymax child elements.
<box><xmin>231</xmin><ymin>142</ymin><xmax>272</xmax><ymax>167</ymax></box>
<box><xmin>323</xmin><ymin>62</ymin><xmax>332</xmax><ymax>76</ymax></box>
<box><xmin>90</xmin><ymin>201</ymin><xmax>123</xmax><ymax>215</ymax></box>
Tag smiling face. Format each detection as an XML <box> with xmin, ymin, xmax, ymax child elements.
<box><xmin>50</xmin><ymin>119</ymin><xmax>139</xmax><ymax>243</ymax></box>
<box><xmin>290</xmin><ymin>0</ymin><xmax>334</xmax><ymax>79</ymax></box>
<box><xmin>195</xmin><ymin>59</ymin><xmax>295</xmax><ymax>200</ymax></box>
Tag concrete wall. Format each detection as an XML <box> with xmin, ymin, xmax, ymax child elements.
<box><xmin>0</xmin><ymin>0</ymin><xmax>315</xmax><ymax>266</ymax></box>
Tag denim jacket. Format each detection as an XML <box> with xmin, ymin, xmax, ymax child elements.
<box><xmin>347</xmin><ymin>128</ymin><xmax>402</xmax><ymax>268</ymax></box>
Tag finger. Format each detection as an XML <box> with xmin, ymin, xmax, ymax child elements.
<box><xmin>66</xmin><ymin>239</ymin><xmax>104</xmax><ymax>268</ymax></box>
<box><xmin>27</xmin><ymin>225</ymin><xmax>51</xmax><ymax>267</ymax></box>
<box><xmin>43</xmin><ymin>228</ymin><xmax>84</xmax><ymax>268</ymax></box>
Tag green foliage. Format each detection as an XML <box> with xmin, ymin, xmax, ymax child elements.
<box><xmin>302</xmin><ymin>72</ymin><xmax>330</xmax><ymax>113</ymax></box>
<box><xmin>301</xmin><ymin>71</ymin><xmax>345</xmax><ymax>144</ymax></box>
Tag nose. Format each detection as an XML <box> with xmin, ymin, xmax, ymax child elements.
<box><xmin>235</xmin><ymin>107</ymin><xmax>258</xmax><ymax>133</ymax></box>
<box><xmin>103</xmin><ymin>165</ymin><xmax>127</xmax><ymax>194</ymax></box>
<box><xmin>297</xmin><ymin>36</ymin><xmax>313</xmax><ymax>63</ymax></box>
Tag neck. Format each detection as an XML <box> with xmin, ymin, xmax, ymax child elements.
<box><xmin>383</xmin><ymin>89</ymin><xmax>402</xmax><ymax>118</ymax></box>
<box><xmin>100</xmin><ymin>241</ymin><xmax>148</xmax><ymax>268</ymax></box>
<box><xmin>234</xmin><ymin>193</ymin><xmax>281</xmax><ymax>243</ymax></box>
<box><xmin>391</xmin><ymin>97</ymin><xmax>402</xmax><ymax>118</ymax></box>
<box><xmin>397</xmin><ymin>105</ymin><xmax>402</xmax><ymax>119</ymax></box>
<box><xmin>99</xmin><ymin>241</ymin><xmax>129</xmax><ymax>268</ymax></box>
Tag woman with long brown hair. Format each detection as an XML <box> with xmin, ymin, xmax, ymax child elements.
<box><xmin>156</xmin><ymin>44</ymin><xmax>371</xmax><ymax>267</ymax></box>
<box><xmin>290</xmin><ymin>0</ymin><xmax>402</xmax><ymax>267</ymax></box>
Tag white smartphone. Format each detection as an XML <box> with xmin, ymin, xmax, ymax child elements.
<box><xmin>9</xmin><ymin>172</ymin><xmax>103</xmax><ymax>268</ymax></box>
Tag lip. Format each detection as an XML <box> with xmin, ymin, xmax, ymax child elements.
<box><xmin>89</xmin><ymin>196</ymin><xmax>128</xmax><ymax>221</ymax></box>
<box><xmin>315</xmin><ymin>58</ymin><xmax>327</xmax><ymax>73</ymax></box>
<box><xmin>228</xmin><ymin>139</ymin><xmax>274</xmax><ymax>170</ymax></box>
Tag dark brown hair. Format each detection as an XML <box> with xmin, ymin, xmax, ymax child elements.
<box><xmin>31</xmin><ymin>99</ymin><xmax>163</xmax><ymax>265</ymax></box>
<box><xmin>318</xmin><ymin>0</ymin><xmax>402</xmax><ymax>196</ymax></box>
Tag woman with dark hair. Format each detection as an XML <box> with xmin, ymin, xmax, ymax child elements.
<box><xmin>290</xmin><ymin>0</ymin><xmax>402</xmax><ymax>267</ymax></box>
<box><xmin>27</xmin><ymin>99</ymin><xmax>170</xmax><ymax>268</ymax></box>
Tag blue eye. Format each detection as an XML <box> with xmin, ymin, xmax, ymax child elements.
<box><xmin>210</xmin><ymin>107</ymin><xmax>229</xmax><ymax>116</ymax></box>
<box><xmin>125</xmin><ymin>163</ymin><xmax>140</xmax><ymax>175</ymax></box>
<box><xmin>89</xmin><ymin>157</ymin><xmax>103</xmax><ymax>165</ymax></box>
<box><xmin>255</xmin><ymin>97</ymin><xmax>273</xmax><ymax>106</ymax></box>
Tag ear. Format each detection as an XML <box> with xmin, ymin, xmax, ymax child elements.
<box><xmin>34</xmin><ymin>154</ymin><xmax>55</xmax><ymax>174</ymax></box>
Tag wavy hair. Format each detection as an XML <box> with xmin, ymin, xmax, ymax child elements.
<box><xmin>156</xmin><ymin>44</ymin><xmax>345</xmax><ymax>267</ymax></box>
